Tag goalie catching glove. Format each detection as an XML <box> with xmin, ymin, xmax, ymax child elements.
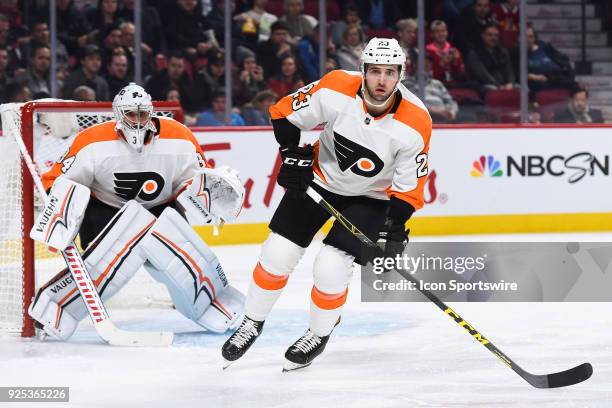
<box><xmin>177</xmin><ymin>165</ymin><xmax>245</xmax><ymax>227</ymax></box>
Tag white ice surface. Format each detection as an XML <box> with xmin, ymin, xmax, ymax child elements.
<box><xmin>1</xmin><ymin>233</ymin><xmax>611</xmax><ymax>408</ymax></box>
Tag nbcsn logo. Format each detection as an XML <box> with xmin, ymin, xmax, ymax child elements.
<box><xmin>471</xmin><ymin>155</ymin><xmax>503</xmax><ymax>177</ymax></box>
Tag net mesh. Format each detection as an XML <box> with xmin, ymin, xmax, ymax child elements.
<box><xmin>0</xmin><ymin>100</ymin><xmax>181</xmax><ymax>336</ymax></box>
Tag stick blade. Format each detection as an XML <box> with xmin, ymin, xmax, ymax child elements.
<box><xmin>545</xmin><ymin>362</ymin><xmax>593</xmax><ymax>389</ymax></box>
<box><xmin>98</xmin><ymin>320</ymin><xmax>174</xmax><ymax>347</ymax></box>
<box><xmin>525</xmin><ymin>362</ymin><xmax>593</xmax><ymax>389</ymax></box>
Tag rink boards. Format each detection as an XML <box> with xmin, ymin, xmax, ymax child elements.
<box><xmin>190</xmin><ymin>124</ymin><xmax>612</xmax><ymax>245</ymax></box>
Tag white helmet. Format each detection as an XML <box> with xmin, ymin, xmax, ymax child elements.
<box><xmin>113</xmin><ymin>83</ymin><xmax>156</xmax><ymax>152</ymax></box>
<box><xmin>360</xmin><ymin>38</ymin><xmax>406</xmax><ymax>106</ymax></box>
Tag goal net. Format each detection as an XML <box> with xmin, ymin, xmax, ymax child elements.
<box><xmin>0</xmin><ymin>99</ymin><xmax>184</xmax><ymax>337</ymax></box>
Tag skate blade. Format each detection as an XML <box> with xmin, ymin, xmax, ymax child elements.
<box><xmin>282</xmin><ymin>360</ymin><xmax>312</xmax><ymax>372</ymax></box>
<box><xmin>222</xmin><ymin>358</ymin><xmax>236</xmax><ymax>370</ymax></box>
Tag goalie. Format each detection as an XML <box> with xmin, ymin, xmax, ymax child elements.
<box><xmin>28</xmin><ymin>83</ymin><xmax>246</xmax><ymax>341</ymax></box>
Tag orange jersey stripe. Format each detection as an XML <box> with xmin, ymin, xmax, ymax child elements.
<box><xmin>388</xmin><ymin>99</ymin><xmax>432</xmax><ymax>210</ymax></box>
<box><xmin>311</xmin><ymin>286</ymin><xmax>348</xmax><ymax>310</ymax></box>
<box><xmin>156</xmin><ymin>118</ymin><xmax>206</xmax><ymax>157</ymax></box>
<box><xmin>269</xmin><ymin>70</ymin><xmax>361</xmax><ymax>120</ymax></box>
<box><xmin>42</xmin><ymin>121</ymin><xmax>119</xmax><ymax>190</ymax></box>
<box><xmin>312</xmin><ymin>140</ymin><xmax>327</xmax><ymax>184</ymax></box>
<box><xmin>252</xmin><ymin>262</ymin><xmax>289</xmax><ymax>291</ymax></box>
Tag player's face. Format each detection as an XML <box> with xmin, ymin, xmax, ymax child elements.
<box><xmin>364</xmin><ymin>64</ymin><xmax>399</xmax><ymax>102</ymax></box>
<box><xmin>124</xmin><ymin>109</ymin><xmax>151</xmax><ymax>127</ymax></box>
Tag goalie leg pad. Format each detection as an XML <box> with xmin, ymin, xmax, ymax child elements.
<box><xmin>141</xmin><ymin>207</ymin><xmax>243</xmax><ymax>331</ymax></box>
<box><xmin>28</xmin><ymin>200</ymin><xmax>155</xmax><ymax>340</ymax></box>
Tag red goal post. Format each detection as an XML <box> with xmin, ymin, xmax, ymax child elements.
<box><xmin>0</xmin><ymin>100</ymin><xmax>183</xmax><ymax>337</ymax></box>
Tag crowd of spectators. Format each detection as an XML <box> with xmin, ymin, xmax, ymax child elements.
<box><xmin>0</xmin><ymin>0</ymin><xmax>604</xmax><ymax>124</ymax></box>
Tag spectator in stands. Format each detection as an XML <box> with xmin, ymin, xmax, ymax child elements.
<box><xmin>511</xmin><ymin>24</ymin><xmax>575</xmax><ymax>93</ymax></box>
<box><xmin>492</xmin><ymin>0</ymin><xmax>519</xmax><ymax>34</ymax></box>
<box><xmin>118</xmin><ymin>0</ymin><xmax>166</xmax><ymax>56</ymax></box>
<box><xmin>146</xmin><ymin>51</ymin><xmax>203</xmax><ymax>113</ymax></box>
<box><xmin>325</xmin><ymin>56</ymin><xmax>337</xmax><ymax>74</ymax></box>
<box><xmin>196</xmin><ymin>49</ymin><xmax>225</xmax><ymax>97</ymax></box>
<box><xmin>98</xmin><ymin>24</ymin><xmax>123</xmax><ymax>73</ymax></box>
<box><xmin>280</xmin><ymin>0</ymin><xmax>317</xmax><ymax>44</ymax></box>
<box><xmin>0</xmin><ymin>13</ymin><xmax>20</xmax><ymax>74</ymax></box>
<box><xmin>232</xmin><ymin>53</ymin><xmax>266</xmax><ymax>107</ymax></box>
<box><xmin>297</xmin><ymin>26</ymin><xmax>336</xmax><ymax>83</ymax></box>
<box><xmin>105</xmin><ymin>52</ymin><xmax>129</xmax><ymax>96</ymax></box>
<box><xmin>354</xmin><ymin>0</ymin><xmax>402</xmax><ymax>29</ymax></box>
<box><xmin>18</xmin><ymin>20</ymin><xmax>69</xmax><ymax>76</ymax></box>
<box><xmin>196</xmin><ymin>91</ymin><xmax>246</xmax><ymax>126</ymax></box>
<box><xmin>336</xmin><ymin>24</ymin><xmax>366</xmax><ymax>71</ymax></box>
<box><xmin>267</xmin><ymin>54</ymin><xmax>304</xmax><ymax>97</ymax></box>
<box><xmin>165</xmin><ymin>87</ymin><xmax>197</xmax><ymax>125</ymax></box>
<box><xmin>465</xmin><ymin>23</ymin><xmax>515</xmax><ymax>94</ymax></box>
<box><xmin>396</xmin><ymin>18</ymin><xmax>418</xmax><ymax>77</ymax></box>
<box><xmin>0</xmin><ymin>0</ymin><xmax>23</xmax><ymax>30</ymax></box>
<box><xmin>233</xmin><ymin>0</ymin><xmax>278</xmax><ymax>42</ymax></box>
<box><xmin>403</xmin><ymin>53</ymin><xmax>458</xmax><ymax>123</ymax></box>
<box><xmin>0</xmin><ymin>46</ymin><xmax>12</xmax><ymax>95</ymax></box>
<box><xmin>554</xmin><ymin>85</ymin><xmax>604</xmax><ymax>124</ymax></box>
<box><xmin>119</xmin><ymin>21</ymin><xmax>154</xmax><ymax>78</ymax></box>
<box><xmin>13</xmin><ymin>45</ymin><xmax>52</xmax><ymax>95</ymax></box>
<box><xmin>241</xmin><ymin>89</ymin><xmax>277</xmax><ymax>125</ymax></box>
<box><xmin>71</xmin><ymin>85</ymin><xmax>96</xmax><ymax>101</ymax></box>
<box><xmin>165</xmin><ymin>0</ymin><xmax>218</xmax><ymax>62</ymax></box>
<box><xmin>257</xmin><ymin>21</ymin><xmax>295</xmax><ymax>79</ymax></box>
<box><xmin>51</xmin><ymin>0</ymin><xmax>92</xmax><ymax>55</ymax></box>
<box><xmin>210</xmin><ymin>0</ymin><xmax>259</xmax><ymax>54</ymax></box>
<box><xmin>456</xmin><ymin>0</ymin><xmax>497</xmax><ymax>53</ymax></box>
<box><xmin>62</xmin><ymin>44</ymin><xmax>110</xmax><ymax>101</ymax></box>
<box><xmin>2</xmin><ymin>81</ymin><xmax>31</xmax><ymax>103</ymax></box>
<box><xmin>331</xmin><ymin>3</ymin><xmax>362</xmax><ymax>48</ymax></box>
<box><xmin>85</xmin><ymin>0</ymin><xmax>121</xmax><ymax>35</ymax></box>
<box><xmin>426</xmin><ymin>20</ymin><xmax>465</xmax><ymax>87</ymax></box>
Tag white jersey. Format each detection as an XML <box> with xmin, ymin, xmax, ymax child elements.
<box><xmin>42</xmin><ymin>117</ymin><xmax>207</xmax><ymax>209</ymax></box>
<box><xmin>269</xmin><ymin>69</ymin><xmax>432</xmax><ymax>210</ymax></box>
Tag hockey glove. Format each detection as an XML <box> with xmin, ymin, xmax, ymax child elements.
<box><xmin>277</xmin><ymin>144</ymin><xmax>314</xmax><ymax>194</ymax></box>
<box><xmin>378</xmin><ymin>218</ymin><xmax>410</xmax><ymax>259</ymax></box>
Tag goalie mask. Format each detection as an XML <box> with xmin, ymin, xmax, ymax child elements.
<box><xmin>113</xmin><ymin>83</ymin><xmax>156</xmax><ymax>152</ymax></box>
<box><xmin>359</xmin><ymin>38</ymin><xmax>406</xmax><ymax>107</ymax></box>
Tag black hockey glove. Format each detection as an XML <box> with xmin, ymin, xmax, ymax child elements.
<box><xmin>277</xmin><ymin>144</ymin><xmax>314</xmax><ymax>194</ymax></box>
<box><xmin>378</xmin><ymin>218</ymin><xmax>410</xmax><ymax>259</ymax></box>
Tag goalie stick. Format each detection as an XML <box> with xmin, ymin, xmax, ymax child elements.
<box><xmin>305</xmin><ymin>186</ymin><xmax>593</xmax><ymax>388</ymax></box>
<box><xmin>8</xmin><ymin>109</ymin><xmax>173</xmax><ymax>347</ymax></box>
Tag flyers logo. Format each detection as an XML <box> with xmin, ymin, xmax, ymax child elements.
<box><xmin>113</xmin><ymin>172</ymin><xmax>165</xmax><ymax>201</ymax></box>
<box><xmin>333</xmin><ymin>132</ymin><xmax>384</xmax><ymax>177</ymax></box>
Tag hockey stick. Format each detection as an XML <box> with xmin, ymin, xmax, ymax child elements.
<box><xmin>305</xmin><ymin>186</ymin><xmax>592</xmax><ymax>388</ymax></box>
<box><xmin>8</xmin><ymin>111</ymin><xmax>173</xmax><ymax>347</ymax></box>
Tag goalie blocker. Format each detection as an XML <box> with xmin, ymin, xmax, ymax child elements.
<box><xmin>29</xmin><ymin>198</ymin><xmax>244</xmax><ymax>340</ymax></box>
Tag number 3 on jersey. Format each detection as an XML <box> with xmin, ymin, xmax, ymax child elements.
<box><xmin>291</xmin><ymin>83</ymin><xmax>316</xmax><ymax>111</ymax></box>
<box><xmin>416</xmin><ymin>153</ymin><xmax>428</xmax><ymax>178</ymax></box>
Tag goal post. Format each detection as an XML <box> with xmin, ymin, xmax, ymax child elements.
<box><xmin>0</xmin><ymin>99</ymin><xmax>184</xmax><ymax>337</ymax></box>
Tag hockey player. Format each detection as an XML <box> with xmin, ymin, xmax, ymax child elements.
<box><xmin>222</xmin><ymin>38</ymin><xmax>432</xmax><ymax>371</ymax></box>
<box><xmin>29</xmin><ymin>83</ymin><xmax>246</xmax><ymax>341</ymax></box>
